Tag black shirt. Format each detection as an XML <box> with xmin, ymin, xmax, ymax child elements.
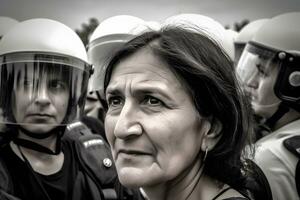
<box><xmin>1</xmin><ymin>141</ymin><xmax>77</xmax><ymax>200</ymax></box>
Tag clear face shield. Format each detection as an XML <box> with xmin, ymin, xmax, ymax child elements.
<box><xmin>0</xmin><ymin>53</ymin><xmax>90</xmax><ymax>133</ymax></box>
<box><xmin>236</xmin><ymin>43</ymin><xmax>279</xmax><ymax>85</ymax></box>
<box><xmin>87</xmin><ymin>34</ymin><xmax>135</xmax><ymax>96</ymax></box>
<box><xmin>236</xmin><ymin>42</ymin><xmax>300</xmax><ymax>115</ymax></box>
<box><xmin>236</xmin><ymin>43</ymin><xmax>282</xmax><ymax>117</ymax></box>
<box><xmin>234</xmin><ymin>43</ymin><xmax>246</xmax><ymax>67</ymax></box>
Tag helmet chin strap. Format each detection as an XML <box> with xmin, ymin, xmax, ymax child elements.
<box><xmin>252</xmin><ymin>101</ymin><xmax>289</xmax><ymax>132</ymax></box>
<box><xmin>10</xmin><ymin>125</ymin><xmax>66</xmax><ymax>155</ymax></box>
<box><xmin>18</xmin><ymin>125</ymin><xmax>59</xmax><ymax>139</ymax></box>
<box><xmin>252</xmin><ymin>101</ymin><xmax>281</xmax><ymax>111</ymax></box>
<box><xmin>264</xmin><ymin>102</ymin><xmax>290</xmax><ymax>130</ymax></box>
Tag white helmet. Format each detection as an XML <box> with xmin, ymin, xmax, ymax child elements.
<box><xmin>87</xmin><ymin>15</ymin><xmax>149</xmax><ymax>95</ymax></box>
<box><xmin>237</xmin><ymin>12</ymin><xmax>300</xmax><ymax>116</ymax></box>
<box><xmin>226</xmin><ymin>29</ymin><xmax>238</xmax><ymax>41</ymax></box>
<box><xmin>225</xmin><ymin>29</ymin><xmax>238</xmax><ymax>61</ymax></box>
<box><xmin>234</xmin><ymin>19</ymin><xmax>269</xmax><ymax>65</ymax></box>
<box><xmin>163</xmin><ymin>13</ymin><xmax>235</xmax><ymax>61</ymax></box>
<box><xmin>0</xmin><ymin>16</ymin><xmax>18</xmax><ymax>39</ymax></box>
<box><xmin>0</xmin><ymin>18</ymin><xmax>88</xmax><ymax>62</ymax></box>
<box><xmin>145</xmin><ymin>21</ymin><xmax>161</xmax><ymax>31</ymax></box>
<box><xmin>0</xmin><ymin>18</ymin><xmax>91</xmax><ymax>130</ymax></box>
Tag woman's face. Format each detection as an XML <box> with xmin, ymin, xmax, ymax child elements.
<box><xmin>105</xmin><ymin>48</ymin><xmax>209</xmax><ymax>187</ymax></box>
<box><xmin>12</xmin><ymin>65</ymin><xmax>70</xmax><ymax>134</ymax></box>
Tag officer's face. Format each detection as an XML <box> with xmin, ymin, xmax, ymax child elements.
<box><xmin>12</xmin><ymin>65</ymin><xmax>70</xmax><ymax>134</ymax></box>
<box><xmin>245</xmin><ymin>57</ymin><xmax>281</xmax><ymax>118</ymax></box>
<box><xmin>84</xmin><ymin>91</ymin><xmax>104</xmax><ymax>120</ymax></box>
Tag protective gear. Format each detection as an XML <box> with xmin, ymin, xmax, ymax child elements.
<box><xmin>226</xmin><ymin>29</ymin><xmax>238</xmax><ymax>43</ymax></box>
<box><xmin>0</xmin><ymin>18</ymin><xmax>91</xmax><ymax>129</ymax></box>
<box><xmin>254</xmin><ymin>119</ymin><xmax>300</xmax><ymax>199</ymax></box>
<box><xmin>0</xmin><ymin>16</ymin><xmax>18</xmax><ymax>39</ymax></box>
<box><xmin>0</xmin><ymin>121</ymin><xmax>144</xmax><ymax>200</ymax></box>
<box><xmin>234</xmin><ymin>19</ymin><xmax>269</xmax><ymax>65</ymax></box>
<box><xmin>163</xmin><ymin>13</ymin><xmax>235</xmax><ymax>61</ymax></box>
<box><xmin>0</xmin><ymin>18</ymin><xmax>91</xmax><ymax>154</ymax></box>
<box><xmin>145</xmin><ymin>21</ymin><xmax>161</xmax><ymax>31</ymax></box>
<box><xmin>87</xmin><ymin>15</ymin><xmax>148</xmax><ymax>95</ymax></box>
<box><xmin>225</xmin><ymin>29</ymin><xmax>238</xmax><ymax>63</ymax></box>
<box><xmin>236</xmin><ymin>12</ymin><xmax>300</xmax><ymax>128</ymax></box>
<box><xmin>284</xmin><ymin>135</ymin><xmax>300</xmax><ymax>197</ymax></box>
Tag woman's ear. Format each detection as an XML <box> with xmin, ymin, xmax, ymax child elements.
<box><xmin>201</xmin><ymin>117</ymin><xmax>223</xmax><ymax>151</ymax></box>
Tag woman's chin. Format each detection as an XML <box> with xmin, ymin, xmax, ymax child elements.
<box><xmin>118</xmin><ymin>167</ymin><xmax>158</xmax><ymax>188</ymax></box>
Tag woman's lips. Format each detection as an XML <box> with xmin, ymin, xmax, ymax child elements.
<box><xmin>116</xmin><ymin>149</ymin><xmax>152</xmax><ymax>159</ymax></box>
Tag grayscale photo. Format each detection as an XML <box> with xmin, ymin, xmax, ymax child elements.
<box><xmin>0</xmin><ymin>0</ymin><xmax>299</xmax><ymax>199</ymax></box>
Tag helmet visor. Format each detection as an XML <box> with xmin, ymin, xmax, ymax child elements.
<box><xmin>0</xmin><ymin>53</ymin><xmax>90</xmax><ymax>131</ymax></box>
<box><xmin>237</xmin><ymin>42</ymin><xmax>300</xmax><ymax>104</ymax></box>
<box><xmin>234</xmin><ymin>43</ymin><xmax>246</xmax><ymax>67</ymax></box>
<box><xmin>236</xmin><ymin>42</ymin><xmax>279</xmax><ymax>87</ymax></box>
<box><xmin>87</xmin><ymin>34</ymin><xmax>135</xmax><ymax>94</ymax></box>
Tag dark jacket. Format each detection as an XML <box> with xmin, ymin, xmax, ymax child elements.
<box><xmin>0</xmin><ymin>122</ymin><xmax>143</xmax><ymax>200</ymax></box>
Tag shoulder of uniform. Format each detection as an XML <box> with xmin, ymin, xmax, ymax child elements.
<box><xmin>66</xmin><ymin>121</ymin><xmax>89</xmax><ymax>133</ymax></box>
<box><xmin>283</xmin><ymin>135</ymin><xmax>300</xmax><ymax>158</ymax></box>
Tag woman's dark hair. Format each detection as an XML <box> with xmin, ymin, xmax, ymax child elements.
<box><xmin>104</xmin><ymin>26</ymin><xmax>254</xmax><ymax>191</ymax></box>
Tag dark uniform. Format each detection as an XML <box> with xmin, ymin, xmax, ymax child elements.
<box><xmin>0</xmin><ymin>122</ymin><xmax>144</xmax><ymax>200</ymax></box>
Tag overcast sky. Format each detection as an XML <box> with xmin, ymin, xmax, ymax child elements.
<box><xmin>1</xmin><ymin>0</ymin><xmax>300</xmax><ymax>30</ymax></box>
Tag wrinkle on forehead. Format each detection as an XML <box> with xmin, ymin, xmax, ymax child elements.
<box><xmin>112</xmin><ymin>63</ymin><xmax>173</xmax><ymax>81</ymax></box>
<box><xmin>108</xmin><ymin>47</ymin><xmax>185</xmax><ymax>91</ymax></box>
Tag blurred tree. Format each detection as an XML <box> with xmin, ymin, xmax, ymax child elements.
<box><xmin>225</xmin><ymin>19</ymin><xmax>250</xmax><ymax>32</ymax></box>
<box><xmin>224</xmin><ymin>25</ymin><xmax>230</xmax><ymax>29</ymax></box>
<box><xmin>234</xmin><ymin>19</ymin><xmax>250</xmax><ymax>32</ymax></box>
<box><xmin>75</xmin><ymin>18</ymin><xmax>99</xmax><ymax>48</ymax></box>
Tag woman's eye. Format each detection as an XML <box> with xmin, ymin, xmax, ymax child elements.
<box><xmin>144</xmin><ymin>96</ymin><xmax>162</xmax><ymax>106</ymax></box>
<box><xmin>107</xmin><ymin>97</ymin><xmax>123</xmax><ymax>107</ymax></box>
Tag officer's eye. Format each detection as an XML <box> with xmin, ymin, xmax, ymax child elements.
<box><xmin>23</xmin><ymin>79</ymin><xmax>33</xmax><ymax>86</ymax></box>
<box><xmin>256</xmin><ymin>64</ymin><xmax>268</xmax><ymax>76</ymax></box>
<box><xmin>49</xmin><ymin>80</ymin><xmax>67</xmax><ymax>90</ymax></box>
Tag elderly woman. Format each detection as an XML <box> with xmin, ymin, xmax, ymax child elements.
<box><xmin>103</xmin><ymin>26</ymin><xmax>255</xmax><ymax>200</ymax></box>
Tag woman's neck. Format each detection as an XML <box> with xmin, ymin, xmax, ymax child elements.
<box><xmin>142</xmin><ymin>158</ymin><xmax>205</xmax><ymax>200</ymax></box>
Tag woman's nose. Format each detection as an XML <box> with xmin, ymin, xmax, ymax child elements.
<box><xmin>113</xmin><ymin>101</ymin><xmax>143</xmax><ymax>139</ymax></box>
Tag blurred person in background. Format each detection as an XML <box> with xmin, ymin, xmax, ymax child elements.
<box><xmin>85</xmin><ymin>15</ymin><xmax>151</xmax><ymax>142</ymax></box>
<box><xmin>235</xmin><ymin>18</ymin><xmax>270</xmax><ymax>141</ymax></box>
<box><xmin>237</xmin><ymin>12</ymin><xmax>300</xmax><ymax>200</ymax></box>
<box><xmin>234</xmin><ymin>18</ymin><xmax>269</xmax><ymax>68</ymax></box>
<box><xmin>0</xmin><ymin>16</ymin><xmax>19</xmax><ymax>133</ymax></box>
<box><xmin>163</xmin><ymin>13</ymin><xmax>235</xmax><ymax>63</ymax></box>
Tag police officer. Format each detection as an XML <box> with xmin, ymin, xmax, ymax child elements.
<box><xmin>237</xmin><ymin>12</ymin><xmax>300</xmax><ymax>200</ymax></box>
<box><xmin>0</xmin><ymin>18</ymin><xmax>142</xmax><ymax>200</ymax></box>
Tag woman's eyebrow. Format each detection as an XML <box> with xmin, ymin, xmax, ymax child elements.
<box><xmin>106</xmin><ymin>81</ymin><xmax>176</xmax><ymax>100</ymax></box>
<box><xmin>135</xmin><ymin>85</ymin><xmax>175</xmax><ymax>101</ymax></box>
